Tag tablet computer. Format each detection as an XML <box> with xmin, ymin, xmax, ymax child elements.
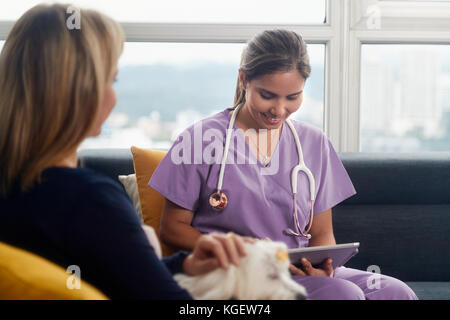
<box><xmin>288</xmin><ymin>242</ymin><xmax>360</xmax><ymax>270</ymax></box>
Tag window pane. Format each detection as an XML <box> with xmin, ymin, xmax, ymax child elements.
<box><xmin>80</xmin><ymin>42</ymin><xmax>325</xmax><ymax>150</ymax></box>
<box><xmin>381</xmin><ymin>0</ymin><xmax>450</xmax><ymax>2</ymax></box>
<box><xmin>360</xmin><ymin>44</ymin><xmax>450</xmax><ymax>152</ymax></box>
<box><xmin>1</xmin><ymin>0</ymin><xmax>326</xmax><ymax>24</ymax></box>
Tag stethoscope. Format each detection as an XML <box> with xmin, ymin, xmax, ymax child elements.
<box><xmin>208</xmin><ymin>103</ymin><xmax>316</xmax><ymax>239</ymax></box>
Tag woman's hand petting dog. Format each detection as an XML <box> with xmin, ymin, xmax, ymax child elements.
<box><xmin>176</xmin><ymin>240</ymin><xmax>307</xmax><ymax>299</ymax></box>
<box><xmin>182</xmin><ymin>232</ymin><xmax>255</xmax><ymax>276</ymax></box>
<box><xmin>289</xmin><ymin>257</ymin><xmax>334</xmax><ymax>277</ymax></box>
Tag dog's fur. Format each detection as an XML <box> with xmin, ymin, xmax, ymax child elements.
<box><xmin>174</xmin><ymin>240</ymin><xmax>307</xmax><ymax>300</ymax></box>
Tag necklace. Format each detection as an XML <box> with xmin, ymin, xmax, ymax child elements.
<box><xmin>230</xmin><ymin>107</ymin><xmax>280</xmax><ymax>166</ymax></box>
<box><xmin>246</xmin><ymin>130</ymin><xmax>278</xmax><ymax>167</ymax></box>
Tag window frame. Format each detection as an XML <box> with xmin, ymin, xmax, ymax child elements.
<box><xmin>346</xmin><ymin>0</ymin><xmax>450</xmax><ymax>151</ymax></box>
<box><xmin>1</xmin><ymin>0</ymin><xmax>449</xmax><ymax>151</ymax></box>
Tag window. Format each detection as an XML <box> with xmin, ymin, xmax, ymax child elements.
<box><xmin>360</xmin><ymin>44</ymin><xmax>450</xmax><ymax>151</ymax></box>
<box><xmin>3</xmin><ymin>1</ymin><xmax>450</xmax><ymax>152</ymax></box>
<box><xmin>1</xmin><ymin>1</ymin><xmax>328</xmax><ymax>151</ymax></box>
<box><xmin>0</xmin><ymin>1</ymin><xmax>327</xmax><ymax>24</ymax></box>
<box><xmin>80</xmin><ymin>42</ymin><xmax>325</xmax><ymax>149</ymax></box>
<box><xmin>340</xmin><ymin>0</ymin><xmax>450</xmax><ymax>152</ymax></box>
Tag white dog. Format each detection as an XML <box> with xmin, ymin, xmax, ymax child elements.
<box><xmin>174</xmin><ymin>240</ymin><xmax>307</xmax><ymax>300</ymax></box>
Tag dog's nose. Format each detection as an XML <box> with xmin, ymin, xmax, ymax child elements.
<box><xmin>296</xmin><ymin>292</ymin><xmax>307</xmax><ymax>300</ymax></box>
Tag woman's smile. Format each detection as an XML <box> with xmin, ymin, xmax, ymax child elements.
<box><xmin>261</xmin><ymin>112</ymin><xmax>282</xmax><ymax>126</ymax></box>
<box><xmin>238</xmin><ymin>69</ymin><xmax>306</xmax><ymax>131</ymax></box>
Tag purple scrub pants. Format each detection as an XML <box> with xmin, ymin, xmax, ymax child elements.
<box><xmin>293</xmin><ymin>266</ymin><xmax>418</xmax><ymax>300</ymax></box>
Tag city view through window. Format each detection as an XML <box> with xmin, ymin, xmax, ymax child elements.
<box><xmin>360</xmin><ymin>44</ymin><xmax>450</xmax><ymax>152</ymax></box>
<box><xmin>79</xmin><ymin>42</ymin><xmax>325</xmax><ymax>150</ymax></box>
<box><xmin>1</xmin><ymin>37</ymin><xmax>449</xmax><ymax>152</ymax></box>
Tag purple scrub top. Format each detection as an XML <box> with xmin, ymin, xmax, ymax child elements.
<box><xmin>149</xmin><ymin>107</ymin><xmax>356</xmax><ymax>249</ymax></box>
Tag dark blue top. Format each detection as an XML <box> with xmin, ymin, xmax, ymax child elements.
<box><xmin>0</xmin><ymin>167</ymin><xmax>192</xmax><ymax>300</ymax></box>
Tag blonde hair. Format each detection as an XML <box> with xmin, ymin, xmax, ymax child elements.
<box><xmin>0</xmin><ymin>4</ymin><xmax>125</xmax><ymax>197</ymax></box>
<box><xmin>234</xmin><ymin>29</ymin><xmax>311</xmax><ymax>107</ymax></box>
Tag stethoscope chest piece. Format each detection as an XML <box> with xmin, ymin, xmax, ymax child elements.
<box><xmin>209</xmin><ymin>191</ymin><xmax>228</xmax><ymax>211</ymax></box>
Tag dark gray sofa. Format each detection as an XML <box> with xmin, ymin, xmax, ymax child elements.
<box><xmin>78</xmin><ymin>149</ymin><xmax>450</xmax><ymax>300</ymax></box>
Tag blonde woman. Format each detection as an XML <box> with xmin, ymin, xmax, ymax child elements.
<box><xmin>0</xmin><ymin>4</ymin><xmax>247</xmax><ymax>299</ymax></box>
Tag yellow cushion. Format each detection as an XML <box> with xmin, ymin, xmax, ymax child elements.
<box><xmin>0</xmin><ymin>242</ymin><xmax>108</xmax><ymax>300</ymax></box>
<box><xmin>131</xmin><ymin>146</ymin><xmax>178</xmax><ymax>257</ymax></box>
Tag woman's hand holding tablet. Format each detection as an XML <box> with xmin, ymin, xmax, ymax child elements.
<box><xmin>288</xmin><ymin>243</ymin><xmax>360</xmax><ymax>276</ymax></box>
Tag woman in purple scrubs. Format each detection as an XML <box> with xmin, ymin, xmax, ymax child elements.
<box><xmin>149</xmin><ymin>30</ymin><xmax>417</xmax><ymax>300</ymax></box>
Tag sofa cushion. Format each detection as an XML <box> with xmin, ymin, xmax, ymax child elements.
<box><xmin>406</xmin><ymin>282</ymin><xmax>450</xmax><ymax>300</ymax></box>
<box><xmin>118</xmin><ymin>173</ymin><xmax>143</xmax><ymax>222</ymax></box>
<box><xmin>131</xmin><ymin>146</ymin><xmax>178</xmax><ymax>257</ymax></box>
<box><xmin>334</xmin><ymin>204</ymin><xmax>450</xmax><ymax>282</ymax></box>
<box><xmin>336</xmin><ymin>153</ymin><xmax>450</xmax><ymax>282</ymax></box>
<box><xmin>340</xmin><ymin>152</ymin><xmax>450</xmax><ymax>205</ymax></box>
<box><xmin>78</xmin><ymin>148</ymin><xmax>135</xmax><ymax>181</ymax></box>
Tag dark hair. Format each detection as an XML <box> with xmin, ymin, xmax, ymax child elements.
<box><xmin>234</xmin><ymin>29</ymin><xmax>311</xmax><ymax>107</ymax></box>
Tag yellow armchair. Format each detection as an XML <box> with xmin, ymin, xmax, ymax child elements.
<box><xmin>0</xmin><ymin>241</ymin><xmax>108</xmax><ymax>300</ymax></box>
